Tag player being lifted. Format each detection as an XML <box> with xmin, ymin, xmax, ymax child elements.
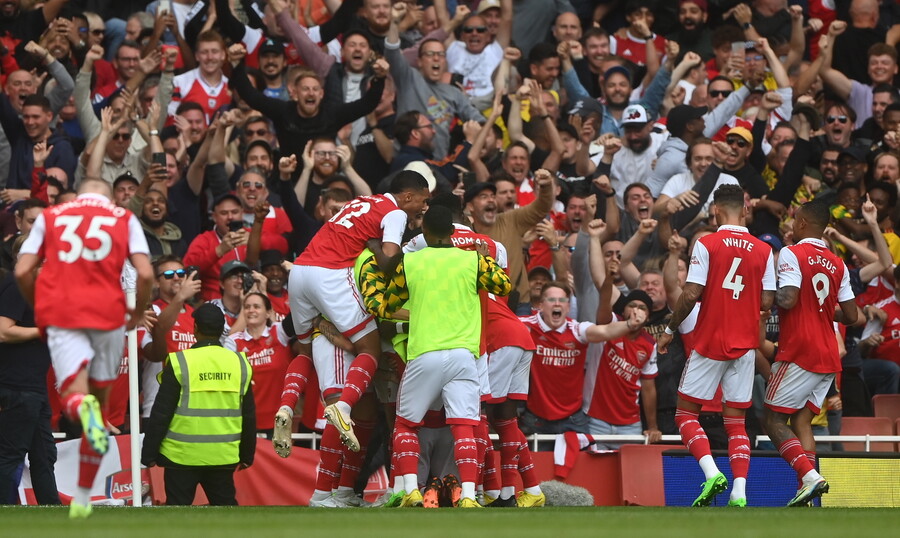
<box><xmin>765</xmin><ymin>199</ymin><xmax>857</xmax><ymax>506</ymax></box>
<box><xmin>657</xmin><ymin>184</ymin><xmax>775</xmax><ymax>507</ymax></box>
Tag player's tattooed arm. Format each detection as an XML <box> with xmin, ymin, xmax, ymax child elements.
<box><xmin>657</xmin><ymin>282</ymin><xmax>702</xmax><ymax>353</ymax></box>
<box><xmin>313</xmin><ymin>316</ymin><xmax>355</xmax><ymax>353</ymax></box>
<box><xmin>761</xmin><ymin>289</ymin><xmax>776</xmax><ymax>312</ymax></box>
<box><xmin>775</xmin><ymin>286</ymin><xmax>799</xmax><ymax>310</ymax></box>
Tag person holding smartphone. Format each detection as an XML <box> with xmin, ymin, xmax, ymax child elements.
<box><xmin>182</xmin><ymin>193</ymin><xmax>265</xmax><ymax>300</ymax></box>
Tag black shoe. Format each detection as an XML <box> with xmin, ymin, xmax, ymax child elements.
<box><xmin>487</xmin><ymin>495</ymin><xmax>517</xmax><ymax>507</ymax></box>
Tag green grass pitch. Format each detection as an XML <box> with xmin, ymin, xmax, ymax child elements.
<box><xmin>3</xmin><ymin>506</ymin><xmax>899</xmax><ymax>538</ymax></box>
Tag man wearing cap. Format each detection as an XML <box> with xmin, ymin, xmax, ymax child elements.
<box><xmin>646</xmin><ymin>104</ymin><xmax>709</xmax><ymax>197</ymax></box>
<box><xmin>584</xmin><ymin>289</ymin><xmax>660</xmax><ymax>449</ymax></box>
<box><xmin>717</xmin><ymin>126</ymin><xmax>769</xmax><ymax>200</ymax></box>
<box><xmin>141</xmin><ymin>302</ymin><xmax>256</xmax><ymax>506</ymax></box>
<box><xmin>209</xmin><ymin>260</ymin><xmax>257</xmax><ymax>330</ymax></box>
<box><xmin>594</xmin><ymin>104</ymin><xmax>665</xmax><ymax>207</ymax></box>
<box><xmin>562</xmin><ymin>45</ymin><xmax>675</xmax><ymax>138</ymax></box>
<box><xmin>465</xmin><ymin>170</ymin><xmax>555</xmax><ymax>311</ymax></box>
<box><xmin>259</xmin><ymin>249</ymin><xmax>291</xmax><ymax>321</ymax></box>
<box><xmin>183</xmin><ymin>194</ymin><xmax>265</xmax><ymax>301</ymax></box>
<box><xmin>257</xmin><ymin>37</ymin><xmax>288</xmax><ymax>101</ymax></box>
<box><xmin>112</xmin><ymin>173</ymin><xmax>140</xmax><ymax>207</ymax></box>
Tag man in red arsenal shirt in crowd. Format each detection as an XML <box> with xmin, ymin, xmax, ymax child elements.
<box><xmin>16</xmin><ymin>178</ymin><xmax>154</xmax><ymax>518</ymax></box>
<box><xmin>767</xmin><ymin>200</ymin><xmax>857</xmax><ymax>507</ymax></box>
<box><xmin>519</xmin><ymin>282</ymin><xmax>646</xmax><ymax>435</ymax></box>
<box><xmin>287</xmin><ymin>171</ymin><xmax>430</xmax><ymax>454</ymax></box>
<box><xmin>584</xmin><ymin>288</ymin><xmax>660</xmax><ymax>449</ymax></box>
<box><xmin>657</xmin><ymin>184</ymin><xmax>775</xmax><ymax>508</ymax></box>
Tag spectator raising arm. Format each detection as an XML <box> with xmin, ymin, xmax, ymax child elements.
<box><xmin>84</xmin><ymin>107</ymin><xmax>126</xmax><ymax>182</ymax></box>
<box><xmin>468</xmin><ymin>94</ymin><xmax>504</xmax><ymax>182</ymax></box>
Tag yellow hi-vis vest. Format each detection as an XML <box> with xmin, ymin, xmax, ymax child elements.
<box><xmin>403</xmin><ymin>247</ymin><xmax>481</xmax><ymax>360</ymax></box>
<box><xmin>159</xmin><ymin>346</ymin><xmax>252</xmax><ymax>466</ymax></box>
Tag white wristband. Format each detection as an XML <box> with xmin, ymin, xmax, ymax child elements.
<box><xmin>664</xmin><ymin>326</ymin><xmax>674</xmax><ymax>335</ymax></box>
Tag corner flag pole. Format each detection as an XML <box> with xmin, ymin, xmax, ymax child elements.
<box><xmin>124</xmin><ymin>271</ymin><xmax>142</xmax><ymax>508</ymax></box>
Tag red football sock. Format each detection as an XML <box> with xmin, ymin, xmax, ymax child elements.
<box><xmin>474</xmin><ymin>417</ymin><xmax>490</xmax><ymax>484</ymax></box>
<box><xmin>723</xmin><ymin>416</ymin><xmax>750</xmax><ymax>480</ymax></box>
<box><xmin>777</xmin><ymin>438</ymin><xmax>814</xmax><ymax>480</ymax></box>
<box><xmin>280</xmin><ymin>355</ymin><xmax>313</xmax><ymax>410</ymax></box>
<box><xmin>392</xmin><ymin>421</ymin><xmax>420</xmax><ymax>478</ymax></box>
<box><xmin>483</xmin><ymin>442</ymin><xmax>500</xmax><ymax>492</ymax></box>
<box><xmin>62</xmin><ymin>392</ymin><xmax>85</xmax><ymax>423</ymax></box>
<box><xmin>339</xmin><ymin>420</ymin><xmax>375</xmax><ymax>488</ymax></box>
<box><xmin>676</xmin><ymin>407</ymin><xmax>712</xmax><ymax>461</ymax></box>
<box><xmin>315</xmin><ymin>424</ymin><xmax>344</xmax><ymax>491</ymax></box>
<box><xmin>451</xmin><ymin>424</ymin><xmax>478</xmax><ymax>485</ymax></box>
<box><xmin>516</xmin><ymin>429</ymin><xmax>539</xmax><ymax>488</ymax></box>
<box><xmin>338</xmin><ymin>353</ymin><xmax>377</xmax><ymax>408</ymax></box>
<box><xmin>493</xmin><ymin>418</ymin><xmax>521</xmax><ymax>488</ymax></box>
<box><xmin>78</xmin><ymin>436</ymin><xmax>103</xmax><ymax>489</ymax></box>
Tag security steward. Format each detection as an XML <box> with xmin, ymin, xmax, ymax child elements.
<box><xmin>142</xmin><ymin>303</ymin><xmax>256</xmax><ymax>505</ymax></box>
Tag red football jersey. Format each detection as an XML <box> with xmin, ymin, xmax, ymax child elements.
<box><xmin>521</xmin><ymin>314</ymin><xmax>592</xmax><ymax>421</ymax></box>
<box><xmin>296</xmin><ymin>194</ymin><xmax>407</xmax><ymax>269</ymax></box>
<box><xmin>687</xmin><ymin>225</ymin><xmax>776</xmax><ymax>360</ymax></box>
<box><xmin>777</xmin><ymin>239</ymin><xmax>854</xmax><ymax>373</ymax></box>
<box><xmin>233</xmin><ymin>323</ymin><xmax>293</xmax><ymax>430</ymax></box>
<box><xmin>169</xmin><ymin>68</ymin><xmax>231</xmax><ymax>122</ymax></box>
<box><xmin>151</xmin><ymin>299</ymin><xmax>197</xmax><ymax>352</ymax></box>
<box><xmin>21</xmin><ymin>194</ymin><xmax>148</xmax><ymax>330</ymax></box>
<box><xmin>585</xmin><ymin>323</ymin><xmax>657</xmax><ymax>425</ymax></box>
<box><xmin>267</xmin><ymin>291</ymin><xmax>290</xmax><ymax>322</ymax></box>
<box><xmin>612</xmin><ymin>32</ymin><xmax>666</xmax><ymax>67</ymax></box>
<box><xmin>865</xmin><ymin>297</ymin><xmax>900</xmax><ymax>366</ymax></box>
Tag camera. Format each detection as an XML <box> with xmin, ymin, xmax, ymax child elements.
<box><xmin>228</xmin><ymin>220</ymin><xmax>244</xmax><ymax>232</ymax></box>
<box><xmin>242</xmin><ymin>272</ymin><xmax>256</xmax><ymax>293</ymax></box>
<box><xmin>185</xmin><ymin>265</ymin><xmax>199</xmax><ymax>280</ymax></box>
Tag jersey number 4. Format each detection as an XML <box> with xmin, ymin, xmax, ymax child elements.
<box><xmin>331</xmin><ymin>200</ymin><xmax>371</xmax><ymax>229</ymax></box>
<box><xmin>55</xmin><ymin>215</ymin><xmax>117</xmax><ymax>263</ymax></box>
<box><xmin>723</xmin><ymin>257</ymin><xmax>745</xmax><ymax>300</ymax></box>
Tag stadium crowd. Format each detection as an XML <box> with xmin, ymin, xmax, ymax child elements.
<box><xmin>2</xmin><ymin>0</ymin><xmax>900</xmax><ymax>510</ymax></box>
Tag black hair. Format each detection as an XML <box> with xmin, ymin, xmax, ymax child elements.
<box><xmin>422</xmin><ymin>205</ymin><xmax>453</xmax><ymax>237</ymax></box>
<box><xmin>389</xmin><ymin>170</ymin><xmax>429</xmax><ymax>194</ymax></box>
<box><xmin>712</xmin><ymin>184</ymin><xmax>745</xmax><ymax>210</ymax></box>
<box><xmin>528</xmin><ymin>42</ymin><xmax>559</xmax><ymax>66</ymax></box>
<box><xmin>798</xmin><ymin>199</ymin><xmax>831</xmax><ymax>230</ymax></box>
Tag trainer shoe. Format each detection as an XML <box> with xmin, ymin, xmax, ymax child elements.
<box><xmin>69</xmin><ymin>501</ymin><xmax>92</xmax><ymax>519</ymax></box>
<box><xmin>332</xmin><ymin>489</ymin><xmax>367</xmax><ymax>507</ymax></box>
<box><xmin>727</xmin><ymin>498</ymin><xmax>747</xmax><ymax>507</ymax></box>
<box><xmin>482</xmin><ymin>492</ymin><xmax>496</xmax><ymax>506</ymax></box>
<box><xmin>79</xmin><ymin>394</ymin><xmax>109</xmax><ymax>455</ymax></box>
<box><xmin>516</xmin><ymin>491</ymin><xmax>546</xmax><ymax>507</ymax></box>
<box><xmin>423</xmin><ymin>476</ymin><xmax>442</xmax><ymax>508</ymax></box>
<box><xmin>442</xmin><ymin>474</ymin><xmax>461</xmax><ymax>506</ymax></box>
<box><xmin>788</xmin><ymin>478</ymin><xmax>829</xmax><ymax>507</ymax></box>
<box><xmin>383</xmin><ymin>490</ymin><xmax>405</xmax><ymax>508</ymax></box>
<box><xmin>400</xmin><ymin>489</ymin><xmax>424</xmax><ymax>507</ymax></box>
<box><xmin>309</xmin><ymin>493</ymin><xmax>339</xmax><ymax>507</ymax></box>
<box><xmin>324</xmin><ymin>403</ymin><xmax>359</xmax><ymax>452</ymax></box>
<box><xmin>457</xmin><ymin>497</ymin><xmax>482</xmax><ymax>508</ymax></box>
<box><xmin>272</xmin><ymin>408</ymin><xmax>293</xmax><ymax>458</ymax></box>
<box><xmin>487</xmin><ymin>495</ymin><xmax>517</xmax><ymax>507</ymax></box>
<box><xmin>692</xmin><ymin>472</ymin><xmax>728</xmax><ymax>507</ymax></box>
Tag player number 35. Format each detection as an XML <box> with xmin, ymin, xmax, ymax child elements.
<box><xmin>55</xmin><ymin>215</ymin><xmax>117</xmax><ymax>263</ymax></box>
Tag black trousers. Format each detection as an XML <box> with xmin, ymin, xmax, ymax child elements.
<box><xmin>164</xmin><ymin>466</ymin><xmax>238</xmax><ymax>506</ymax></box>
<box><xmin>0</xmin><ymin>388</ymin><xmax>60</xmax><ymax>505</ymax></box>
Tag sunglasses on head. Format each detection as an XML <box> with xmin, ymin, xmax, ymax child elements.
<box><xmin>826</xmin><ymin>115</ymin><xmax>848</xmax><ymax>124</ymax></box>
<box><xmin>462</xmin><ymin>26</ymin><xmax>488</xmax><ymax>34</ymax></box>
<box><xmin>726</xmin><ymin>136</ymin><xmax>749</xmax><ymax>148</ymax></box>
<box><xmin>158</xmin><ymin>269</ymin><xmax>186</xmax><ymax>279</ymax></box>
<box><xmin>709</xmin><ymin>90</ymin><xmax>732</xmax><ymax>98</ymax></box>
